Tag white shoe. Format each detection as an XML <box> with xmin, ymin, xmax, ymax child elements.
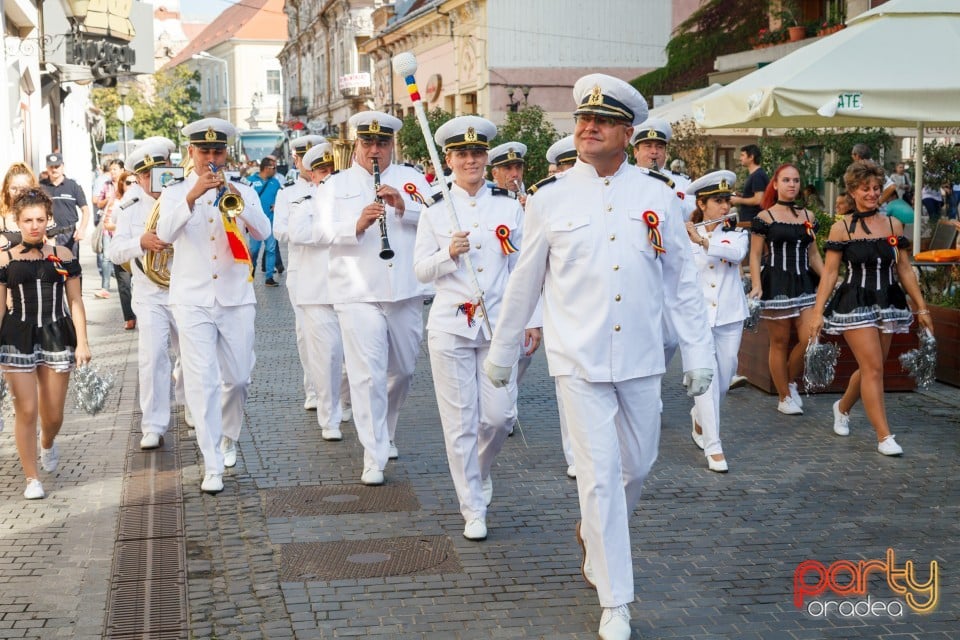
<box><xmin>361</xmin><ymin>467</ymin><xmax>384</xmax><ymax>485</ymax></box>
<box><xmin>388</xmin><ymin>441</ymin><xmax>399</xmax><ymax>460</ymax></box>
<box><xmin>599</xmin><ymin>604</ymin><xmax>632</xmax><ymax>640</ymax></box>
<box><xmin>463</xmin><ymin>518</ymin><xmax>487</xmax><ymax>541</ymax></box>
<box><xmin>878</xmin><ymin>435</ymin><xmax>903</xmax><ymax>456</ymax></box>
<box><xmin>322</xmin><ymin>427</ymin><xmax>342</xmax><ymax>441</ymax></box>
<box><xmin>575</xmin><ymin>521</ymin><xmax>596</xmax><ymax>589</ymax></box>
<box><xmin>707</xmin><ymin>454</ymin><xmax>729</xmax><ymax>473</ymax></box>
<box><xmin>690</xmin><ymin>408</ymin><xmax>705</xmax><ymax>450</ymax></box>
<box><xmin>201</xmin><ymin>473</ymin><xmax>224</xmax><ymax>494</ymax></box>
<box><xmin>788</xmin><ymin>382</ymin><xmax>803</xmax><ymax>409</ymax></box>
<box><xmin>777</xmin><ymin>396</ymin><xmax>803</xmax><ymax>415</ymax></box>
<box><xmin>832</xmin><ymin>400</ymin><xmax>850</xmax><ymax>436</ymax></box>
<box><xmin>729</xmin><ymin>374</ymin><xmax>749</xmax><ymax>390</ymax></box>
<box><xmin>221</xmin><ymin>436</ymin><xmax>237</xmax><ymax>468</ymax></box>
<box><xmin>340</xmin><ymin>406</ymin><xmax>353</xmax><ymax>422</ymax></box>
<box><xmin>304</xmin><ymin>393</ymin><xmax>318</xmax><ymax>411</ymax></box>
<box><xmin>24</xmin><ymin>478</ymin><xmax>45</xmax><ymax>500</ymax></box>
<box><xmin>40</xmin><ymin>443</ymin><xmax>60</xmax><ymax>473</ymax></box>
<box><xmin>183</xmin><ymin>404</ymin><xmax>195</xmax><ymax>428</ymax></box>
<box><xmin>482</xmin><ymin>476</ymin><xmax>493</xmax><ymax>506</ymax></box>
<box><xmin>566</xmin><ymin>464</ymin><xmax>577</xmax><ymax>479</ymax></box>
<box><xmin>140</xmin><ymin>432</ymin><xmax>163</xmax><ymax>449</ymax></box>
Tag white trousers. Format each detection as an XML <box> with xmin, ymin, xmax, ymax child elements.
<box><xmin>335</xmin><ymin>298</ymin><xmax>423</xmax><ymax>471</ymax></box>
<box><xmin>555</xmin><ymin>378</ymin><xmax>574</xmax><ymax>467</ymax></box>
<box><xmin>172</xmin><ymin>303</ymin><xmax>256</xmax><ymax>474</ymax></box>
<box><xmin>288</xmin><ymin>285</ymin><xmax>316</xmax><ymax>400</ymax></box>
<box><xmin>557</xmin><ymin>374</ymin><xmax>662</xmax><ymax>608</ymax></box>
<box><xmin>692</xmin><ymin>321</ymin><xmax>742</xmax><ymax>456</ymax></box>
<box><xmin>428</xmin><ymin>330</ymin><xmax>517</xmax><ymax>522</ymax></box>
<box><xmin>132</xmin><ymin>299</ymin><xmax>179</xmax><ymax>436</ymax></box>
<box><xmin>300</xmin><ymin>303</ymin><xmax>344</xmax><ymax>429</ymax></box>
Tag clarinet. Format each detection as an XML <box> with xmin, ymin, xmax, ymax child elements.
<box><xmin>372</xmin><ymin>158</ymin><xmax>395</xmax><ymax>260</ymax></box>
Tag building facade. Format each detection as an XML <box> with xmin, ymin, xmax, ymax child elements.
<box><xmin>2</xmin><ymin>0</ymin><xmax>44</xmax><ymax>167</ymax></box>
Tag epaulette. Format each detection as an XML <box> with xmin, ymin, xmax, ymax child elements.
<box><xmin>162</xmin><ymin>177</ymin><xmax>185</xmax><ymax>188</ymax></box>
<box><xmin>403</xmin><ymin>162</ymin><xmax>424</xmax><ymax>173</ymax></box>
<box><xmin>490</xmin><ymin>186</ymin><xmax>517</xmax><ymax>199</ymax></box>
<box><xmin>230</xmin><ymin>176</ymin><xmax>250</xmax><ymax>186</ymax></box>
<box><xmin>284</xmin><ymin>176</ymin><xmax>296</xmax><ymax>187</ymax></box>
<box><xmin>319</xmin><ymin>169</ymin><xmax>339</xmax><ymax>185</ymax></box>
<box><xmin>638</xmin><ymin>167</ymin><xmax>675</xmax><ymax>189</ymax></box>
<box><xmin>526</xmin><ymin>175</ymin><xmax>557</xmax><ymax>195</ymax></box>
<box><xmin>119</xmin><ymin>196</ymin><xmax>140</xmax><ymax>210</ymax></box>
<box><xmin>429</xmin><ymin>191</ymin><xmax>444</xmax><ymax>206</ymax></box>
<box><xmin>291</xmin><ymin>195</ymin><xmax>313</xmax><ymax>205</ymax></box>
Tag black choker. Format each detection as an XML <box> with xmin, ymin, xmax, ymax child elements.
<box><xmin>776</xmin><ymin>200</ymin><xmax>800</xmax><ymax>217</ymax></box>
<box><xmin>19</xmin><ymin>241</ymin><xmax>45</xmax><ymax>253</ymax></box>
<box><xmin>848</xmin><ymin>209</ymin><xmax>878</xmax><ymax>235</ymax></box>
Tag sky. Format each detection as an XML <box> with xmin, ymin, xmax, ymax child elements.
<box><xmin>179</xmin><ymin>0</ymin><xmax>239</xmax><ymax>23</ymax></box>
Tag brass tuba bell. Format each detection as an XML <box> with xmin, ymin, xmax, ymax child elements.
<box><xmin>140</xmin><ymin>155</ymin><xmax>193</xmax><ymax>288</ymax></box>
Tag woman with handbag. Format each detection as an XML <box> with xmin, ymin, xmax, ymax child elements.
<box><xmin>105</xmin><ymin>172</ymin><xmax>138</xmax><ymax>329</ymax></box>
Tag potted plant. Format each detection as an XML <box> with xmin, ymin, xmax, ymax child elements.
<box><xmin>778</xmin><ymin>1</ymin><xmax>807</xmax><ymax>42</ymax></box>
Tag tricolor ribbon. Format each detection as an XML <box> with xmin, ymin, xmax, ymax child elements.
<box><xmin>403</xmin><ymin>182</ymin><xmax>427</xmax><ymax>205</ymax></box>
<box><xmin>46</xmin><ymin>254</ymin><xmax>68</xmax><ymax>281</ymax></box>
<box><xmin>888</xmin><ymin>235</ymin><xmax>900</xmax><ymax>264</ymax></box>
<box><xmin>803</xmin><ymin>220</ymin><xmax>816</xmax><ymax>239</ymax></box>
<box><xmin>457</xmin><ymin>302</ymin><xmax>476</xmax><ymax>327</ymax></box>
<box><xmin>222</xmin><ymin>214</ymin><xmax>254</xmax><ymax>281</ymax></box>
<box><xmin>642</xmin><ymin>210</ymin><xmax>666</xmax><ymax>256</ymax></box>
<box><xmin>495</xmin><ymin>224</ymin><xmax>518</xmax><ymax>255</ymax></box>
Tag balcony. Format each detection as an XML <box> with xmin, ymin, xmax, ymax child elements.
<box><xmin>290</xmin><ymin>96</ymin><xmax>309</xmax><ymax>116</ymax></box>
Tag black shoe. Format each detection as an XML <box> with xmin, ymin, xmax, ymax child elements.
<box><xmin>276</xmin><ymin>265</ymin><xmax>285</xmax><ymax>274</ymax></box>
<box><xmin>265</xmin><ymin>278</ymin><xmax>279</xmax><ymax>287</ymax></box>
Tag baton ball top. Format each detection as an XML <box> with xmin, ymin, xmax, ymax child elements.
<box><xmin>393</xmin><ymin>52</ymin><xmax>418</xmax><ymax>77</ymax></box>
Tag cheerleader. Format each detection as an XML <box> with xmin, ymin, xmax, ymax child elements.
<box><xmin>748</xmin><ymin>163</ymin><xmax>824</xmax><ymax>414</ymax></box>
<box><xmin>683</xmin><ymin>171</ymin><xmax>749</xmax><ymax>472</ymax></box>
<box><xmin>809</xmin><ymin>161</ymin><xmax>933</xmax><ymax>455</ymax></box>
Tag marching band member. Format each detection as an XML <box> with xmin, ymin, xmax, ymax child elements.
<box><xmin>273</xmin><ymin>134</ymin><xmax>326</xmax><ymax>411</ymax></box>
<box><xmin>414</xmin><ymin>117</ymin><xmax>525</xmax><ymax>541</ymax></box>
<box><xmin>313</xmin><ymin>112</ymin><xmax>432</xmax><ymax>485</ymax></box>
<box><xmin>681</xmin><ymin>171</ymin><xmax>749</xmax><ymax>472</ymax></box>
<box><xmin>630</xmin><ymin>117</ymin><xmax>695</xmax><ymax>217</ymax></box>
<box><xmin>543</xmin><ymin>135</ymin><xmax>577</xmax><ymax>175</ymax></box>
<box><xmin>484</xmin><ymin>75</ymin><xmax>714</xmax><ymax>640</ymax></box>
<box><xmin>107</xmin><ymin>139</ymin><xmax>184</xmax><ymax>450</ymax></box>
<box><xmin>157</xmin><ymin>118</ymin><xmax>270</xmax><ymax>494</ymax></box>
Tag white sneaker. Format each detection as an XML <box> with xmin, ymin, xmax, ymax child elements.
<box><xmin>690</xmin><ymin>408</ymin><xmax>705</xmax><ymax>450</ymax></box>
<box><xmin>183</xmin><ymin>404</ymin><xmax>195</xmax><ymax>428</ymax></box>
<box><xmin>878</xmin><ymin>435</ymin><xmax>903</xmax><ymax>456</ymax></box>
<box><xmin>599</xmin><ymin>604</ymin><xmax>632</xmax><ymax>640</ymax></box>
<box><xmin>340</xmin><ymin>406</ymin><xmax>353</xmax><ymax>422</ymax></box>
<box><xmin>140</xmin><ymin>432</ymin><xmax>163</xmax><ymax>449</ymax></box>
<box><xmin>777</xmin><ymin>396</ymin><xmax>803</xmax><ymax>415</ymax></box>
<box><xmin>482</xmin><ymin>476</ymin><xmax>493</xmax><ymax>506</ymax></box>
<box><xmin>221</xmin><ymin>436</ymin><xmax>237</xmax><ymax>468</ymax></box>
<box><xmin>361</xmin><ymin>467</ymin><xmax>384</xmax><ymax>485</ymax></box>
<box><xmin>788</xmin><ymin>382</ymin><xmax>803</xmax><ymax>409</ymax></box>
<box><xmin>201</xmin><ymin>473</ymin><xmax>223</xmax><ymax>494</ymax></box>
<box><xmin>40</xmin><ymin>443</ymin><xmax>60</xmax><ymax>473</ymax></box>
<box><xmin>707</xmin><ymin>454</ymin><xmax>729</xmax><ymax>473</ymax></box>
<box><xmin>304</xmin><ymin>393</ymin><xmax>318</xmax><ymax>411</ymax></box>
<box><xmin>832</xmin><ymin>401</ymin><xmax>850</xmax><ymax>436</ymax></box>
<box><xmin>388</xmin><ymin>441</ymin><xmax>399</xmax><ymax>460</ymax></box>
<box><xmin>24</xmin><ymin>478</ymin><xmax>45</xmax><ymax>500</ymax></box>
<box><xmin>322</xmin><ymin>427</ymin><xmax>342</xmax><ymax>441</ymax></box>
<box><xmin>463</xmin><ymin>518</ymin><xmax>487</xmax><ymax>541</ymax></box>
<box><xmin>566</xmin><ymin>464</ymin><xmax>577</xmax><ymax>479</ymax></box>
<box><xmin>729</xmin><ymin>374</ymin><xmax>749</xmax><ymax>390</ymax></box>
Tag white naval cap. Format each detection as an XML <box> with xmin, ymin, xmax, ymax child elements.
<box><xmin>488</xmin><ymin>141</ymin><xmax>527</xmax><ymax>168</ymax></box>
<box><xmin>129</xmin><ymin>140</ymin><xmax>174</xmax><ymax>174</ymax></box>
<box><xmin>291</xmin><ymin>135</ymin><xmax>328</xmax><ymax>156</ymax></box>
<box><xmin>182</xmin><ymin>117</ymin><xmax>236</xmax><ymax>148</ymax></box>
<box><xmin>546</xmin><ymin>135</ymin><xmax>577</xmax><ymax>166</ymax></box>
<box><xmin>434</xmin><ymin>116</ymin><xmax>498</xmax><ymax>152</ymax></box>
<box><xmin>573</xmin><ymin>73</ymin><xmax>648</xmax><ymax>126</ymax></box>
<box><xmin>631</xmin><ymin>117</ymin><xmax>672</xmax><ymax>146</ymax></box>
<box><xmin>349</xmin><ymin>111</ymin><xmax>402</xmax><ymax>138</ymax></box>
<box><xmin>138</xmin><ymin>136</ymin><xmax>177</xmax><ymax>154</ymax></box>
<box><xmin>302</xmin><ymin>142</ymin><xmax>335</xmax><ymax>170</ymax></box>
<box><xmin>685</xmin><ymin>170</ymin><xmax>737</xmax><ymax>198</ymax></box>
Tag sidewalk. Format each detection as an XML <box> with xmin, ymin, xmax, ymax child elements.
<box><xmin>1</xmin><ymin>248</ymin><xmax>958</xmax><ymax>638</ymax></box>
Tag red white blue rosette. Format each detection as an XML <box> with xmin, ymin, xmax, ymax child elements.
<box><xmin>642</xmin><ymin>211</ymin><xmax>666</xmax><ymax>255</ymax></box>
<box><xmin>495</xmin><ymin>224</ymin><xmax>518</xmax><ymax>255</ymax></box>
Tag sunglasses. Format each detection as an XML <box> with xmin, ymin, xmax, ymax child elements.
<box><xmin>125</xmin><ymin>179</ymin><xmax>138</xmax><ymax>185</ymax></box>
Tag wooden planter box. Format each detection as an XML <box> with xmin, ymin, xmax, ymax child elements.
<box><xmin>737</xmin><ymin>321</ymin><xmax>919</xmax><ymax>394</ymax></box>
<box><xmin>931</xmin><ymin>305</ymin><xmax>960</xmax><ymax>387</ymax></box>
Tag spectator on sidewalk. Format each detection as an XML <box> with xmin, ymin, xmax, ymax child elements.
<box><xmin>245</xmin><ymin>156</ymin><xmax>283</xmax><ymax>286</ymax></box>
<box><xmin>102</xmin><ymin>171</ymin><xmax>138</xmax><ymax>330</ymax></box>
<box><xmin>731</xmin><ymin>144</ymin><xmax>768</xmax><ymax>226</ymax></box>
<box><xmin>39</xmin><ymin>153</ymin><xmax>91</xmax><ymax>256</ymax></box>
<box><xmin>1</xmin><ymin>163</ymin><xmax>39</xmax><ymax>249</ymax></box>
<box><xmin>93</xmin><ymin>159</ymin><xmax>125</xmax><ymax>298</ymax></box>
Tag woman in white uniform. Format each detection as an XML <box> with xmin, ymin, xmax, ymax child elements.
<box><xmin>682</xmin><ymin>171</ymin><xmax>749</xmax><ymax>472</ymax></box>
<box><xmin>413</xmin><ymin>116</ymin><xmax>525</xmax><ymax>541</ymax></box>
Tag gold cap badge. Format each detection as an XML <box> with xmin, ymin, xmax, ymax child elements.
<box><xmin>465</xmin><ymin>127</ymin><xmax>477</xmax><ymax>142</ymax></box>
<box><xmin>587</xmin><ymin>85</ymin><xmax>603</xmax><ymax>106</ymax></box>
<box><xmin>369</xmin><ymin>119</ymin><xmax>381</xmax><ymax>133</ymax></box>
<box><xmin>204</xmin><ymin>127</ymin><xmax>218</xmax><ymax>142</ymax></box>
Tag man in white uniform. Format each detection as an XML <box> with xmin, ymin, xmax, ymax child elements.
<box><xmin>484</xmin><ymin>75</ymin><xmax>714</xmax><ymax>640</ymax></box>
<box><xmin>631</xmin><ymin>117</ymin><xmax>695</xmax><ymax>218</ymax></box>
<box><xmin>543</xmin><ymin>135</ymin><xmax>577</xmax><ymax>175</ymax></box>
<box><xmin>108</xmin><ymin>139</ymin><xmax>181</xmax><ymax>450</ymax></box>
<box><xmin>313</xmin><ymin>111</ymin><xmax>432</xmax><ymax>486</ymax></box>
<box><xmin>157</xmin><ymin>118</ymin><xmax>271</xmax><ymax>494</ymax></box>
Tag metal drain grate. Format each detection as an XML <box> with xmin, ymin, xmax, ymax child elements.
<box><xmin>121</xmin><ymin>469</ymin><xmax>182</xmax><ymax>505</ymax></box>
<box><xmin>263</xmin><ymin>483</ymin><xmax>420</xmax><ymax>517</ymax></box>
<box><xmin>117</xmin><ymin>503</ymin><xmax>184</xmax><ymax>541</ymax></box>
<box><xmin>112</xmin><ymin>537</ymin><xmax>185</xmax><ymax>582</ymax></box>
<box><xmin>125</xmin><ymin>449</ymin><xmax>180</xmax><ymax>474</ymax></box>
<box><xmin>279</xmin><ymin>536</ymin><xmax>461</xmax><ymax>581</ymax></box>
<box><xmin>104</xmin><ymin>577</ymin><xmax>188</xmax><ymax>639</ymax></box>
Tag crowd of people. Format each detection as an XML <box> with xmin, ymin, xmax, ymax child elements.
<box><xmin>0</xmin><ymin>71</ymin><xmax>938</xmax><ymax>640</ymax></box>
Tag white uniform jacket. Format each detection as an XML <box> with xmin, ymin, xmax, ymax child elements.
<box><xmin>414</xmin><ymin>183</ymin><xmax>524</xmax><ymax>340</ymax></box>
<box><xmin>663</xmin><ymin>169</ymin><xmax>697</xmax><ymax>219</ymax></box>
<box><xmin>691</xmin><ymin>226</ymin><xmax>750</xmax><ymax>327</ymax></box>
<box><xmin>273</xmin><ymin>177</ymin><xmax>313</xmax><ymax>274</ymax></box>
<box><xmin>285</xmin><ymin>183</ymin><xmax>340</xmax><ymax>306</ymax></box>
<box><xmin>106</xmin><ymin>185</ymin><xmax>169</xmax><ymax>306</ymax></box>
<box><xmin>313</xmin><ymin>163</ymin><xmax>432</xmax><ymax>303</ymax></box>
<box><xmin>156</xmin><ymin>174</ymin><xmax>271</xmax><ymax>307</ymax></box>
<box><xmin>488</xmin><ymin>158</ymin><xmax>714</xmax><ymax>382</ymax></box>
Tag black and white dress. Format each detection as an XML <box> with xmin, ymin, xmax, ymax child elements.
<box><xmin>0</xmin><ymin>247</ymin><xmax>81</xmax><ymax>372</ymax></box>
<box><xmin>751</xmin><ymin>213</ymin><xmax>820</xmax><ymax>319</ymax></box>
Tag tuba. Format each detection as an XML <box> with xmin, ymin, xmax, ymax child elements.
<box><xmin>140</xmin><ymin>156</ymin><xmax>192</xmax><ymax>288</ymax></box>
<box><xmin>330</xmin><ymin>137</ymin><xmax>353</xmax><ymax>171</ymax></box>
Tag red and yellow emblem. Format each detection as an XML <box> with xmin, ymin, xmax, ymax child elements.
<box><xmin>46</xmin><ymin>254</ymin><xmax>69</xmax><ymax>281</ymax></box>
<box><xmin>495</xmin><ymin>224</ymin><xmax>518</xmax><ymax>255</ymax></box>
<box><xmin>643</xmin><ymin>211</ymin><xmax>666</xmax><ymax>255</ymax></box>
<box><xmin>403</xmin><ymin>182</ymin><xmax>427</xmax><ymax>205</ymax></box>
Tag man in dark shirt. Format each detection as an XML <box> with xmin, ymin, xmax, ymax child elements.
<box><xmin>39</xmin><ymin>153</ymin><xmax>91</xmax><ymax>255</ymax></box>
<box><xmin>731</xmin><ymin>144</ymin><xmax>768</xmax><ymax>226</ymax></box>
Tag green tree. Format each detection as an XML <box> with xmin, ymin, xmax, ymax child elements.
<box><xmin>396</xmin><ymin>107</ymin><xmax>455</xmax><ymax>168</ymax></box>
<box><xmin>491</xmin><ymin>105</ymin><xmax>560</xmax><ymax>186</ymax></box>
<box><xmin>666</xmin><ymin>118</ymin><xmax>714</xmax><ymax>180</ymax></box>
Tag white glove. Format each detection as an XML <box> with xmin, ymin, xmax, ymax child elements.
<box><xmin>483</xmin><ymin>357</ymin><xmax>512</xmax><ymax>388</ymax></box>
<box><xmin>684</xmin><ymin>368</ymin><xmax>713</xmax><ymax>397</ymax></box>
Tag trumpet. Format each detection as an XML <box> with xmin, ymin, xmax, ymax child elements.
<box><xmin>692</xmin><ymin>212</ymin><xmax>739</xmax><ymax>228</ymax></box>
<box><xmin>208</xmin><ymin>163</ymin><xmax>245</xmax><ymax>218</ymax></box>
<box><xmin>371</xmin><ymin>158</ymin><xmax>395</xmax><ymax>260</ymax></box>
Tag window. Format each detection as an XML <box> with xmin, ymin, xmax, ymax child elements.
<box><xmin>267</xmin><ymin>69</ymin><xmax>281</xmax><ymax>95</ymax></box>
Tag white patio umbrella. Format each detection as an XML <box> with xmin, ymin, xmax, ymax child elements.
<box><xmin>692</xmin><ymin>0</ymin><xmax>960</xmax><ymax>251</ymax></box>
<box><xmin>650</xmin><ymin>84</ymin><xmax>762</xmax><ymax>137</ymax></box>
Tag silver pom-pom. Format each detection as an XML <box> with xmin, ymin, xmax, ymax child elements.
<box><xmin>899</xmin><ymin>329</ymin><xmax>937</xmax><ymax>389</ymax></box>
<box><xmin>803</xmin><ymin>338</ymin><xmax>840</xmax><ymax>392</ymax></box>
<box><xmin>72</xmin><ymin>364</ymin><xmax>115</xmax><ymax>415</ymax></box>
<box><xmin>743</xmin><ymin>297</ymin><xmax>762</xmax><ymax>331</ymax></box>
